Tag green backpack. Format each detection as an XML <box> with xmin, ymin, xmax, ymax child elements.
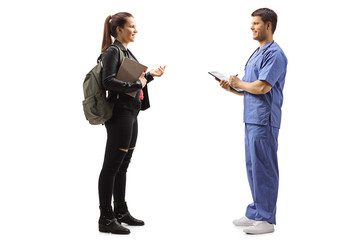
<box><xmin>82</xmin><ymin>45</ymin><xmax>124</xmax><ymax>125</ymax></box>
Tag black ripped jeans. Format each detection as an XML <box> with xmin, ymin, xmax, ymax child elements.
<box><xmin>98</xmin><ymin>107</ymin><xmax>139</xmax><ymax>211</ymax></box>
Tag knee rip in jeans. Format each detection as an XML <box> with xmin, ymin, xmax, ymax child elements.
<box><xmin>119</xmin><ymin>148</ymin><xmax>129</xmax><ymax>153</ymax></box>
<box><xmin>129</xmin><ymin>147</ymin><xmax>135</xmax><ymax>150</ymax></box>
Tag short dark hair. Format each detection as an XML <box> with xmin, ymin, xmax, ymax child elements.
<box><xmin>251</xmin><ymin>8</ymin><xmax>277</xmax><ymax>34</ymax></box>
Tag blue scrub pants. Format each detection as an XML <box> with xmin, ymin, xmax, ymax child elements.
<box><xmin>244</xmin><ymin>123</ymin><xmax>279</xmax><ymax>224</ymax></box>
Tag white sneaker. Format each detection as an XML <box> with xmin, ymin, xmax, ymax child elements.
<box><xmin>243</xmin><ymin>221</ymin><xmax>275</xmax><ymax>234</ymax></box>
<box><xmin>232</xmin><ymin>217</ymin><xmax>256</xmax><ymax>226</ymax></box>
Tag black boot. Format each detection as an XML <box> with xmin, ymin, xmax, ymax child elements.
<box><xmin>98</xmin><ymin>207</ymin><xmax>130</xmax><ymax>234</ymax></box>
<box><xmin>114</xmin><ymin>202</ymin><xmax>145</xmax><ymax>226</ymax></box>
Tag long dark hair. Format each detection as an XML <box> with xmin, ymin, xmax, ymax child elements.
<box><xmin>101</xmin><ymin>12</ymin><xmax>133</xmax><ymax>53</ymax></box>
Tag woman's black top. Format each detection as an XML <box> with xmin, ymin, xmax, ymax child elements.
<box><xmin>101</xmin><ymin>40</ymin><xmax>154</xmax><ymax>110</ymax></box>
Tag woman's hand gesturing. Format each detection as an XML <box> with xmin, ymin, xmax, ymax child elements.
<box><xmin>150</xmin><ymin>65</ymin><xmax>166</xmax><ymax>77</ymax></box>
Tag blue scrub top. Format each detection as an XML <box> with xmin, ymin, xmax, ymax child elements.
<box><xmin>242</xmin><ymin>42</ymin><xmax>288</xmax><ymax>128</ymax></box>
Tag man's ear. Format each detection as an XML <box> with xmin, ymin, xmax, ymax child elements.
<box><xmin>267</xmin><ymin>22</ymin><xmax>272</xmax><ymax>31</ymax></box>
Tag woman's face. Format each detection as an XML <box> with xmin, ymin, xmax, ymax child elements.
<box><xmin>117</xmin><ymin>17</ymin><xmax>137</xmax><ymax>44</ymax></box>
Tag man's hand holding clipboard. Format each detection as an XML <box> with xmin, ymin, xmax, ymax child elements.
<box><xmin>208</xmin><ymin>71</ymin><xmax>244</xmax><ymax>94</ymax></box>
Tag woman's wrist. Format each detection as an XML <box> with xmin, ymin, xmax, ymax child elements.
<box><xmin>145</xmin><ymin>72</ymin><xmax>154</xmax><ymax>83</ymax></box>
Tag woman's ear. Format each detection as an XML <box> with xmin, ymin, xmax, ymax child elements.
<box><xmin>116</xmin><ymin>26</ymin><xmax>122</xmax><ymax>35</ymax></box>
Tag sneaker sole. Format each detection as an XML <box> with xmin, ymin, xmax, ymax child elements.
<box><xmin>244</xmin><ymin>228</ymin><xmax>275</xmax><ymax>234</ymax></box>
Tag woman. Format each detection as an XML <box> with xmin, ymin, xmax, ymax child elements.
<box><xmin>98</xmin><ymin>12</ymin><xmax>165</xmax><ymax>234</ymax></box>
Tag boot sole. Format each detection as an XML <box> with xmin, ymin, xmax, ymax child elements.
<box><xmin>99</xmin><ymin>227</ymin><xmax>130</xmax><ymax>234</ymax></box>
<box><xmin>120</xmin><ymin>221</ymin><xmax>145</xmax><ymax>226</ymax></box>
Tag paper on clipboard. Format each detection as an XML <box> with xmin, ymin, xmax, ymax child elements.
<box><xmin>116</xmin><ymin>58</ymin><xmax>148</xmax><ymax>97</ymax></box>
<box><xmin>208</xmin><ymin>71</ymin><xmax>244</xmax><ymax>93</ymax></box>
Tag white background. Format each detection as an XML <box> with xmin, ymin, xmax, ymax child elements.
<box><xmin>1</xmin><ymin>0</ymin><xmax>359</xmax><ymax>239</ymax></box>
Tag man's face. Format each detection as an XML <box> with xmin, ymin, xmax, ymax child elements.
<box><xmin>250</xmin><ymin>16</ymin><xmax>267</xmax><ymax>42</ymax></box>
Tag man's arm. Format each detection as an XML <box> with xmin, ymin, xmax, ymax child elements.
<box><xmin>229</xmin><ymin>75</ymin><xmax>272</xmax><ymax>95</ymax></box>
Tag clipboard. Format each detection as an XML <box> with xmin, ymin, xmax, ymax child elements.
<box><xmin>208</xmin><ymin>71</ymin><xmax>244</xmax><ymax>93</ymax></box>
<box><xmin>116</xmin><ymin>58</ymin><xmax>148</xmax><ymax>97</ymax></box>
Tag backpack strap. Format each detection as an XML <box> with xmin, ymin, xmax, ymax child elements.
<box><xmin>113</xmin><ymin>44</ymin><xmax>125</xmax><ymax>64</ymax></box>
<box><xmin>97</xmin><ymin>44</ymin><xmax>124</xmax><ymax>67</ymax></box>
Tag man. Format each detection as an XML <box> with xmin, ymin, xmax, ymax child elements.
<box><xmin>218</xmin><ymin>8</ymin><xmax>287</xmax><ymax>234</ymax></box>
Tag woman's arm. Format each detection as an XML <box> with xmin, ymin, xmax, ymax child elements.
<box><xmin>101</xmin><ymin>46</ymin><xmax>143</xmax><ymax>93</ymax></box>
